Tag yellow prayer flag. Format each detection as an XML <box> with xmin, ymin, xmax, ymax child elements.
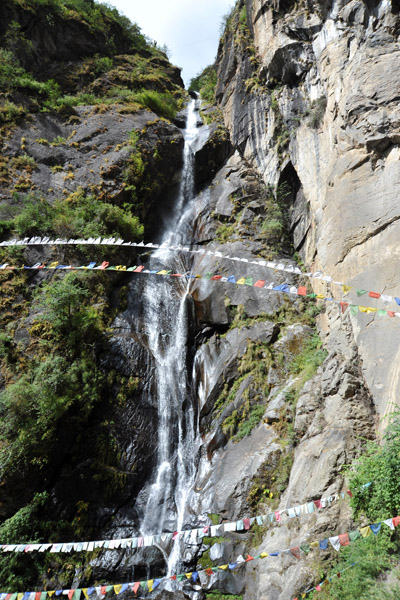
<box><xmin>218</xmin><ymin>564</ymin><xmax>229</xmax><ymax>570</ymax></box>
<box><xmin>316</xmin><ymin>294</ymin><xmax>325</xmax><ymax>299</ymax></box>
<box><xmin>48</xmin><ymin>593</ymin><xmax>55</xmax><ymax>598</ymax></box>
<box><xmin>113</xmin><ymin>585</ymin><xmax>122</xmax><ymax>595</ymax></box>
<box><xmin>260</xmin><ymin>552</ymin><xmax>268</xmax><ymax>558</ymax></box>
<box><xmin>236</xmin><ymin>278</ymin><xmax>246</xmax><ymax>285</ymax></box>
<box><xmin>17</xmin><ymin>594</ymin><xmax>24</xmax><ymax>600</ymax></box>
<box><xmin>82</xmin><ymin>590</ymin><xmax>88</xmax><ymax>600</ymax></box>
<box><xmin>185</xmin><ymin>573</ymin><xmax>192</xmax><ymax>579</ymax></box>
<box><xmin>310</xmin><ymin>541</ymin><xmax>319</xmax><ymax>548</ymax></box>
<box><xmin>147</xmin><ymin>581</ymin><xmax>154</xmax><ymax>593</ymax></box>
<box><xmin>343</xmin><ymin>285</ymin><xmax>351</xmax><ymax>294</ymax></box>
<box><xmin>157</xmin><ymin>270</ymin><xmax>169</xmax><ymax>275</ymax></box>
<box><xmin>115</xmin><ymin>266</ymin><xmax>127</xmax><ymax>271</ymax></box>
<box><xmin>360</xmin><ymin>526</ymin><xmax>371</xmax><ymax>538</ymax></box>
<box><xmin>49</xmin><ymin>262</ymin><xmax>59</xmax><ymax>269</ymax></box>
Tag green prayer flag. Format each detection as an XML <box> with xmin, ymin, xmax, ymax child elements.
<box><xmin>244</xmin><ymin>277</ymin><xmax>253</xmax><ymax>286</ymax></box>
<box><xmin>105</xmin><ymin>587</ymin><xmax>112</xmax><ymax>594</ymax></box>
<box><xmin>177</xmin><ymin>574</ymin><xmax>186</xmax><ymax>582</ymax></box>
<box><xmin>378</xmin><ymin>309</ymin><xmax>387</xmax><ymax>317</ymax></box>
<box><xmin>349</xmin><ymin>530</ymin><xmax>361</xmax><ymax>542</ymax></box>
<box><xmin>300</xmin><ymin>544</ymin><xmax>311</xmax><ymax>554</ymax></box>
<box><xmin>356</xmin><ymin>289</ymin><xmax>367</xmax><ymax>296</ymax></box>
<box><xmin>307</xmin><ymin>293</ymin><xmax>316</xmax><ymax>298</ymax></box>
<box><xmin>204</xmin><ymin>273</ymin><xmax>213</xmax><ymax>279</ymax></box>
<box><xmin>350</xmin><ymin>305</ymin><xmax>359</xmax><ymax>315</ymax></box>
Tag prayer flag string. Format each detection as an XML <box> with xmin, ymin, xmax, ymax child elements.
<box><xmin>1</xmin><ymin>236</ymin><xmax>399</xmax><ymax>308</ymax></box>
<box><xmin>0</xmin><ymin>262</ymin><xmax>399</xmax><ymax>320</ymax></box>
<box><xmin>0</xmin><ymin>490</ymin><xmax>355</xmax><ymax>555</ymax></box>
<box><xmin>0</xmin><ymin>514</ymin><xmax>397</xmax><ymax>597</ymax></box>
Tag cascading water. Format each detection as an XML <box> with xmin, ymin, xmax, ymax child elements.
<box><xmin>136</xmin><ymin>97</ymin><xmax>203</xmax><ymax>577</ymax></box>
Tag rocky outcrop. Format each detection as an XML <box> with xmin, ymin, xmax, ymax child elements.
<box><xmin>216</xmin><ymin>0</ymin><xmax>400</xmax><ymax>421</ymax></box>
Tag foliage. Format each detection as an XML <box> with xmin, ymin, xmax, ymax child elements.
<box><xmin>309</xmin><ymin>532</ymin><xmax>400</xmax><ymax>600</ymax></box>
<box><xmin>348</xmin><ymin>414</ymin><xmax>400</xmax><ymax>521</ymax></box>
<box><xmin>189</xmin><ymin>65</ymin><xmax>217</xmax><ymax>103</ymax></box>
<box><xmin>133</xmin><ymin>89</ymin><xmax>178</xmax><ymax>120</ymax></box>
<box><xmin>11</xmin><ymin>190</ymin><xmax>143</xmax><ymax>241</ymax></box>
<box><xmin>304</xmin><ymin>414</ymin><xmax>400</xmax><ymax>599</ymax></box>
<box><xmin>206</xmin><ymin>595</ymin><xmax>243</xmax><ymax>600</ymax></box>
<box><xmin>288</xmin><ymin>332</ymin><xmax>327</xmax><ymax>390</ymax></box>
<box><xmin>234</xmin><ymin>404</ymin><xmax>266</xmax><ymax>440</ymax></box>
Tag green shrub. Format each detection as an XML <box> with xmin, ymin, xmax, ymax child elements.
<box><xmin>11</xmin><ymin>191</ymin><xmax>144</xmax><ymax>241</ymax></box>
<box><xmin>348</xmin><ymin>413</ymin><xmax>400</xmax><ymax>521</ymax></box>
<box><xmin>133</xmin><ymin>89</ymin><xmax>178</xmax><ymax>120</ymax></box>
<box><xmin>189</xmin><ymin>65</ymin><xmax>217</xmax><ymax>103</ymax></box>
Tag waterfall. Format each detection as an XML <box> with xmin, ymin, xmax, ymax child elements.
<box><xmin>137</xmin><ymin>97</ymin><xmax>202</xmax><ymax>575</ymax></box>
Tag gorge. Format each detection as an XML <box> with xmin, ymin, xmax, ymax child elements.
<box><xmin>0</xmin><ymin>0</ymin><xmax>400</xmax><ymax>599</ymax></box>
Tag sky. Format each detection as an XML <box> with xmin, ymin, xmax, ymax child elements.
<box><xmin>105</xmin><ymin>0</ymin><xmax>234</xmax><ymax>86</ymax></box>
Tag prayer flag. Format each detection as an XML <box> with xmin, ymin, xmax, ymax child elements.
<box><xmin>370</xmin><ymin>523</ymin><xmax>381</xmax><ymax>535</ymax></box>
<box><xmin>349</xmin><ymin>530</ymin><xmax>361</xmax><ymax>542</ymax></box>
<box><xmin>329</xmin><ymin>536</ymin><xmax>340</xmax><ymax>551</ymax></box>
<box><xmin>290</xmin><ymin>547</ymin><xmax>301</xmax><ymax>559</ymax></box>
<box><xmin>338</xmin><ymin>533</ymin><xmax>349</xmax><ymax>546</ymax></box>
<box><xmin>356</xmin><ymin>289</ymin><xmax>367</xmax><ymax>296</ymax></box>
<box><xmin>369</xmin><ymin>291</ymin><xmax>380</xmax><ymax>298</ymax></box>
<box><xmin>360</xmin><ymin>526</ymin><xmax>371</xmax><ymax>538</ymax></box>
<box><xmin>254</xmin><ymin>280</ymin><xmax>266</xmax><ymax>288</ymax></box>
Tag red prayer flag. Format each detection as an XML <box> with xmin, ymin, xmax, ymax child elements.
<box><xmin>347</xmin><ymin>490</ymin><xmax>353</xmax><ymax>497</ymax></box>
<box><xmin>173</xmin><ymin>531</ymin><xmax>179</xmax><ymax>540</ymax></box>
<box><xmin>205</xmin><ymin>568</ymin><xmax>213</xmax><ymax>576</ymax></box>
<box><xmin>132</xmin><ymin>583</ymin><xmax>140</xmax><ymax>595</ymax></box>
<box><xmin>170</xmin><ymin>576</ymin><xmax>177</xmax><ymax>581</ymax></box>
<box><xmin>243</xmin><ymin>518</ymin><xmax>250</xmax><ymax>530</ymax></box>
<box><xmin>297</xmin><ymin>286</ymin><xmax>307</xmax><ymax>296</ymax></box>
<box><xmin>254</xmin><ymin>280</ymin><xmax>266</xmax><ymax>288</ymax></box>
<box><xmin>337</xmin><ymin>572</ymin><xmax>341</xmax><ymax>579</ymax></box>
<box><xmin>134</xmin><ymin>266</ymin><xmax>144</xmax><ymax>272</ymax></box>
<box><xmin>246</xmin><ymin>554</ymin><xmax>254</xmax><ymax>561</ymax></box>
<box><xmin>369</xmin><ymin>291</ymin><xmax>380</xmax><ymax>298</ymax></box>
<box><xmin>388</xmin><ymin>311</ymin><xmax>395</xmax><ymax>317</ymax></box>
<box><xmin>100</xmin><ymin>586</ymin><xmax>107</xmax><ymax>596</ymax></box>
<box><xmin>290</xmin><ymin>547</ymin><xmax>301</xmax><ymax>559</ymax></box>
<box><xmin>315</xmin><ymin>585</ymin><xmax>322</xmax><ymax>591</ymax></box>
<box><xmin>314</xmin><ymin>500</ymin><xmax>322</xmax><ymax>509</ymax></box>
<box><xmin>393</xmin><ymin>516</ymin><xmax>400</xmax><ymax>527</ymax></box>
<box><xmin>340</xmin><ymin>302</ymin><xmax>349</xmax><ymax>313</ymax></box>
<box><xmin>68</xmin><ymin>590</ymin><xmax>75</xmax><ymax>600</ymax></box>
<box><xmin>211</xmin><ymin>275</ymin><xmax>222</xmax><ymax>280</ymax></box>
<box><xmin>35</xmin><ymin>593</ymin><xmax>41</xmax><ymax>600</ymax></box>
<box><xmin>339</xmin><ymin>533</ymin><xmax>349</xmax><ymax>546</ymax></box>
